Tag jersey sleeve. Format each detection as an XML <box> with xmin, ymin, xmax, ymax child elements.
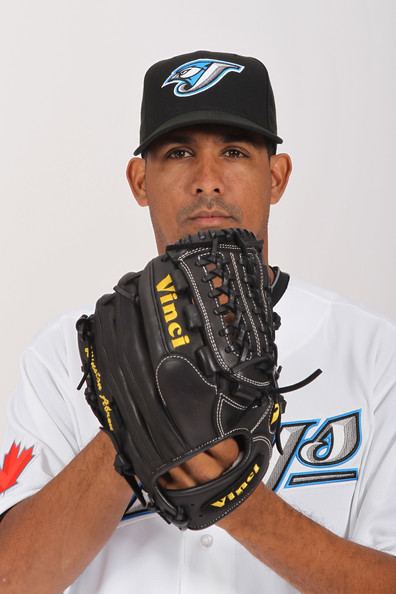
<box><xmin>346</xmin><ymin>317</ymin><xmax>396</xmax><ymax>556</ymax></box>
<box><xmin>0</xmin><ymin>314</ymin><xmax>89</xmax><ymax>517</ymax></box>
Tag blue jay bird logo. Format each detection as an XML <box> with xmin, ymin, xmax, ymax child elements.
<box><xmin>162</xmin><ymin>58</ymin><xmax>245</xmax><ymax>97</ymax></box>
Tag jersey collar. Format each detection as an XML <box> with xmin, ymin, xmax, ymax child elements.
<box><xmin>270</xmin><ymin>267</ymin><xmax>290</xmax><ymax>306</ymax></box>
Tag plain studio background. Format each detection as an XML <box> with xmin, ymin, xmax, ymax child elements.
<box><xmin>0</xmin><ymin>1</ymin><xmax>395</xmax><ymax>439</ymax></box>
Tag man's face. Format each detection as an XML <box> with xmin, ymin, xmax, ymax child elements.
<box><xmin>127</xmin><ymin>125</ymin><xmax>291</xmax><ymax>259</ymax></box>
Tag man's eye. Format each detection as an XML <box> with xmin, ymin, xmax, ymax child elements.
<box><xmin>224</xmin><ymin>148</ymin><xmax>246</xmax><ymax>158</ymax></box>
<box><xmin>167</xmin><ymin>149</ymin><xmax>191</xmax><ymax>159</ymax></box>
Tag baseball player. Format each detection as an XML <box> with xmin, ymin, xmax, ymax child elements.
<box><xmin>0</xmin><ymin>51</ymin><xmax>395</xmax><ymax>593</ymax></box>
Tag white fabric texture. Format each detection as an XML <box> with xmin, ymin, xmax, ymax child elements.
<box><xmin>0</xmin><ymin>278</ymin><xmax>395</xmax><ymax>593</ymax></box>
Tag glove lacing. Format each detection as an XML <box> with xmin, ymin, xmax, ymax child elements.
<box><xmin>195</xmin><ymin>248</ymin><xmax>322</xmax><ymax>456</ymax></box>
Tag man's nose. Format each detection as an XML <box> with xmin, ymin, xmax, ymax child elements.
<box><xmin>191</xmin><ymin>155</ymin><xmax>224</xmax><ymax>196</ymax></box>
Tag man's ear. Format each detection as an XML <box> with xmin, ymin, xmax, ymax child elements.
<box><xmin>126</xmin><ymin>157</ymin><xmax>148</xmax><ymax>206</ymax></box>
<box><xmin>269</xmin><ymin>153</ymin><xmax>292</xmax><ymax>205</ymax></box>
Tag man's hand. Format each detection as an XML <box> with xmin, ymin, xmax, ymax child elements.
<box><xmin>158</xmin><ymin>438</ymin><xmax>240</xmax><ymax>489</ymax></box>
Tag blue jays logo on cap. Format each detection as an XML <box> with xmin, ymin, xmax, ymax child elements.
<box><xmin>162</xmin><ymin>58</ymin><xmax>245</xmax><ymax>97</ymax></box>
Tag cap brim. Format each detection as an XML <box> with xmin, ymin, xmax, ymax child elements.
<box><xmin>133</xmin><ymin>110</ymin><xmax>283</xmax><ymax>155</ymax></box>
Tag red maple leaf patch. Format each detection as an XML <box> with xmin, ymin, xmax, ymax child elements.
<box><xmin>0</xmin><ymin>442</ymin><xmax>34</xmax><ymax>494</ymax></box>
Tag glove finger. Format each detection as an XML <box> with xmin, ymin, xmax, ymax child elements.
<box><xmin>95</xmin><ymin>292</ymin><xmax>162</xmax><ymax>467</ymax></box>
<box><xmin>116</xmin><ymin>278</ymin><xmax>188</xmax><ymax>460</ymax></box>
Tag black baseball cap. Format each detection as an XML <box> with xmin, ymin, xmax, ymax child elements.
<box><xmin>134</xmin><ymin>50</ymin><xmax>283</xmax><ymax>155</ymax></box>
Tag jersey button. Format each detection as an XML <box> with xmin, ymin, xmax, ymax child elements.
<box><xmin>200</xmin><ymin>533</ymin><xmax>214</xmax><ymax>548</ymax></box>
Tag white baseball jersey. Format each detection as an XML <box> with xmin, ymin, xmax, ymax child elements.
<box><xmin>1</xmin><ymin>276</ymin><xmax>395</xmax><ymax>593</ymax></box>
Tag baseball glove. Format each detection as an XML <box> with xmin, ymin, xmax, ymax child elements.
<box><xmin>76</xmin><ymin>228</ymin><xmax>320</xmax><ymax>530</ymax></box>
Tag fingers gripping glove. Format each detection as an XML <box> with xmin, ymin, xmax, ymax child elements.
<box><xmin>76</xmin><ymin>228</ymin><xmax>321</xmax><ymax>530</ymax></box>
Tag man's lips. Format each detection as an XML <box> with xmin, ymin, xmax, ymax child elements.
<box><xmin>188</xmin><ymin>210</ymin><xmax>235</xmax><ymax>226</ymax></box>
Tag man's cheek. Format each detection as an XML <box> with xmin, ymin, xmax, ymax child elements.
<box><xmin>151</xmin><ymin>208</ymin><xmax>180</xmax><ymax>243</ymax></box>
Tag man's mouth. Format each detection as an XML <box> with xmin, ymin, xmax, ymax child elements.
<box><xmin>189</xmin><ymin>210</ymin><xmax>235</xmax><ymax>227</ymax></box>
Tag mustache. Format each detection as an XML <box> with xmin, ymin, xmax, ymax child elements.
<box><xmin>177</xmin><ymin>198</ymin><xmax>243</xmax><ymax>223</ymax></box>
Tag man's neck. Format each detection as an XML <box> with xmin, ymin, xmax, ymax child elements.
<box><xmin>268</xmin><ymin>265</ymin><xmax>275</xmax><ymax>286</ymax></box>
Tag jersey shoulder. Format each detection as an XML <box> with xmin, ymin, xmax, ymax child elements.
<box><xmin>281</xmin><ymin>277</ymin><xmax>396</xmax><ymax>387</ymax></box>
<box><xmin>25</xmin><ymin>305</ymin><xmax>94</xmax><ymax>362</ymax></box>
<box><xmin>288</xmin><ymin>277</ymin><xmax>396</xmax><ymax>331</ymax></box>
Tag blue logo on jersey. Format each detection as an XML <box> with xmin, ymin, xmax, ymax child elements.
<box><xmin>162</xmin><ymin>58</ymin><xmax>245</xmax><ymax>97</ymax></box>
<box><xmin>266</xmin><ymin>409</ymin><xmax>362</xmax><ymax>492</ymax></box>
